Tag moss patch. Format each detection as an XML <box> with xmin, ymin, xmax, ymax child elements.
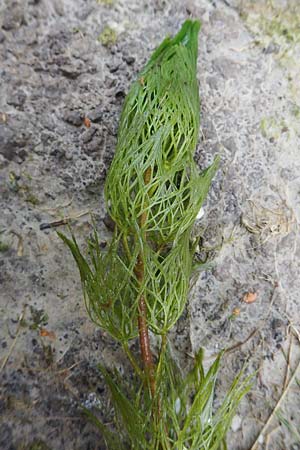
<box><xmin>0</xmin><ymin>241</ymin><xmax>10</xmax><ymax>252</ymax></box>
<box><xmin>240</xmin><ymin>1</ymin><xmax>300</xmax><ymax>137</ymax></box>
<box><xmin>96</xmin><ymin>0</ymin><xmax>115</xmax><ymax>5</ymax></box>
<box><xmin>260</xmin><ymin>116</ymin><xmax>288</xmax><ymax>141</ymax></box>
<box><xmin>240</xmin><ymin>1</ymin><xmax>300</xmax><ymax>58</ymax></box>
<box><xmin>98</xmin><ymin>26</ymin><xmax>117</xmax><ymax>47</ymax></box>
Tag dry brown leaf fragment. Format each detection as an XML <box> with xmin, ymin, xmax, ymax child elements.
<box><xmin>232</xmin><ymin>307</ymin><xmax>241</xmax><ymax>316</ymax></box>
<box><xmin>39</xmin><ymin>328</ymin><xmax>56</xmax><ymax>340</ymax></box>
<box><xmin>84</xmin><ymin>117</ymin><xmax>91</xmax><ymax>128</ymax></box>
<box><xmin>242</xmin><ymin>292</ymin><xmax>258</xmax><ymax>304</ymax></box>
<box><xmin>1</xmin><ymin>112</ymin><xmax>7</xmax><ymax>123</ymax></box>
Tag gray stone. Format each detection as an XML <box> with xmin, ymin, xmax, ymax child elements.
<box><xmin>89</xmin><ymin>106</ymin><xmax>103</xmax><ymax>123</ymax></box>
<box><xmin>212</xmin><ymin>57</ymin><xmax>237</xmax><ymax>80</ymax></box>
<box><xmin>60</xmin><ymin>63</ymin><xmax>83</xmax><ymax>79</ymax></box>
<box><xmin>1</xmin><ymin>2</ymin><xmax>25</xmax><ymax>31</ymax></box>
<box><xmin>63</xmin><ymin>110</ymin><xmax>84</xmax><ymax>127</ymax></box>
<box><xmin>0</xmin><ymin>120</ymin><xmax>30</xmax><ymax>161</ymax></box>
<box><xmin>231</xmin><ymin>415</ymin><xmax>242</xmax><ymax>432</ymax></box>
<box><xmin>0</xmin><ymin>1</ymin><xmax>300</xmax><ymax>450</ymax></box>
<box><xmin>264</xmin><ymin>42</ymin><xmax>280</xmax><ymax>54</ymax></box>
<box><xmin>7</xmin><ymin>90</ymin><xmax>27</xmax><ymax>109</ymax></box>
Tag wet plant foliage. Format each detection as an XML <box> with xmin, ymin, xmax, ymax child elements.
<box><xmin>60</xmin><ymin>20</ymin><xmax>251</xmax><ymax>450</ymax></box>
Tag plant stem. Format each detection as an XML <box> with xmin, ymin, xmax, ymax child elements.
<box><xmin>135</xmin><ymin>254</ymin><xmax>156</xmax><ymax>397</ymax></box>
<box><xmin>155</xmin><ymin>334</ymin><xmax>171</xmax><ymax>449</ymax></box>
<box><xmin>122</xmin><ymin>233</ymin><xmax>131</xmax><ymax>262</ymax></box>
<box><xmin>122</xmin><ymin>342</ymin><xmax>144</xmax><ymax>380</ymax></box>
<box><xmin>250</xmin><ymin>351</ymin><xmax>300</xmax><ymax>450</ymax></box>
<box><xmin>135</xmin><ymin>166</ymin><xmax>156</xmax><ymax>397</ymax></box>
<box><xmin>156</xmin><ymin>334</ymin><xmax>167</xmax><ymax>381</ymax></box>
<box><xmin>121</xmin><ymin>232</ymin><xmax>151</xmax><ymax>386</ymax></box>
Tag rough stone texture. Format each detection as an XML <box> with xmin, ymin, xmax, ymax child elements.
<box><xmin>0</xmin><ymin>0</ymin><xmax>300</xmax><ymax>449</ymax></box>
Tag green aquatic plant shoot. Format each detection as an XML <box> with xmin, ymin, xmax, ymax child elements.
<box><xmin>60</xmin><ymin>19</ymin><xmax>251</xmax><ymax>449</ymax></box>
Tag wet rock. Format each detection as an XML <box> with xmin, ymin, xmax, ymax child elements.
<box><xmin>75</xmin><ymin>5</ymin><xmax>94</xmax><ymax>20</ymax></box>
<box><xmin>84</xmin><ymin>135</ymin><xmax>105</xmax><ymax>154</ymax></box>
<box><xmin>271</xmin><ymin>318</ymin><xmax>284</xmax><ymax>329</ymax></box>
<box><xmin>60</xmin><ymin>63</ymin><xmax>83</xmax><ymax>79</ymax></box>
<box><xmin>63</xmin><ymin>110</ymin><xmax>84</xmax><ymax>127</ymax></box>
<box><xmin>223</xmin><ymin>137</ymin><xmax>237</xmax><ymax>154</ymax></box>
<box><xmin>0</xmin><ymin>2</ymin><xmax>300</xmax><ymax>450</ymax></box>
<box><xmin>82</xmin><ymin>127</ymin><xmax>97</xmax><ymax>144</ymax></box>
<box><xmin>53</xmin><ymin>0</ymin><xmax>65</xmax><ymax>16</ymax></box>
<box><xmin>115</xmin><ymin>89</ymin><xmax>126</xmax><ymax>101</ymax></box>
<box><xmin>104</xmin><ymin>76</ymin><xmax>117</xmax><ymax>88</ymax></box>
<box><xmin>7</xmin><ymin>90</ymin><xmax>27</xmax><ymax>109</ymax></box>
<box><xmin>0</xmin><ymin>120</ymin><xmax>30</xmax><ymax>161</ymax></box>
<box><xmin>1</xmin><ymin>2</ymin><xmax>25</xmax><ymax>31</ymax></box>
<box><xmin>264</xmin><ymin>42</ymin><xmax>280</xmax><ymax>54</ymax></box>
<box><xmin>231</xmin><ymin>415</ymin><xmax>242</xmax><ymax>432</ymax></box>
<box><xmin>106</xmin><ymin>60</ymin><xmax>122</xmax><ymax>73</ymax></box>
<box><xmin>0</xmin><ymin>424</ymin><xmax>13</xmax><ymax>450</ymax></box>
<box><xmin>207</xmin><ymin>75</ymin><xmax>219</xmax><ymax>90</ymax></box>
<box><xmin>201</xmin><ymin>119</ymin><xmax>215</xmax><ymax>140</ymax></box>
<box><xmin>123</xmin><ymin>54</ymin><xmax>135</xmax><ymax>65</ymax></box>
<box><xmin>89</xmin><ymin>106</ymin><xmax>103</xmax><ymax>123</ymax></box>
<box><xmin>213</xmin><ymin>57</ymin><xmax>237</xmax><ymax>79</ymax></box>
<box><xmin>49</xmin><ymin>146</ymin><xmax>66</xmax><ymax>159</ymax></box>
<box><xmin>291</xmin><ymin>444</ymin><xmax>300</xmax><ymax>450</ymax></box>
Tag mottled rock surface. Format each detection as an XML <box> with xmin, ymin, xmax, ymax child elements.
<box><xmin>1</xmin><ymin>0</ymin><xmax>300</xmax><ymax>449</ymax></box>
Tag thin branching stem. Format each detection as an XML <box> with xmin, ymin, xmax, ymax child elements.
<box><xmin>122</xmin><ymin>233</ymin><xmax>131</xmax><ymax>262</ymax></box>
<box><xmin>156</xmin><ymin>334</ymin><xmax>167</xmax><ymax>382</ymax></box>
<box><xmin>122</xmin><ymin>342</ymin><xmax>144</xmax><ymax>380</ymax></box>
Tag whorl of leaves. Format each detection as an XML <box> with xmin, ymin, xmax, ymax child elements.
<box><xmin>60</xmin><ymin>20</ymin><xmax>219</xmax><ymax>338</ymax></box>
<box><xmin>60</xmin><ymin>21</ymin><xmax>251</xmax><ymax>450</ymax></box>
<box><xmin>84</xmin><ymin>347</ymin><xmax>252</xmax><ymax>450</ymax></box>
<box><xmin>102</xmin><ymin>19</ymin><xmax>218</xmax><ymax>336</ymax></box>
<box><xmin>58</xmin><ymin>230</ymin><xmax>139</xmax><ymax>341</ymax></box>
<box><xmin>105</xmin><ymin>20</ymin><xmax>219</xmax><ymax>245</ymax></box>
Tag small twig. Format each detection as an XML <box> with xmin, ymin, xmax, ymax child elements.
<box><xmin>122</xmin><ymin>343</ymin><xmax>144</xmax><ymax>380</ymax></box>
<box><xmin>250</xmin><ymin>349</ymin><xmax>300</xmax><ymax>450</ymax></box>
<box><xmin>54</xmin><ymin>361</ymin><xmax>83</xmax><ymax>376</ymax></box>
<box><xmin>265</xmin><ymin>425</ymin><xmax>281</xmax><ymax>450</ymax></box>
<box><xmin>225</xmin><ymin>328</ymin><xmax>258</xmax><ymax>354</ymax></box>
<box><xmin>40</xmin><ymin>218</ymin><xmax>71</xmax><ymax>230</ymax></box>
<box><xmin>10</xmin><ymin>230</ymin><xmax>24</xmax><ymax>256</ymax></box>
<box><xmin>0</xmin><ymin>305</ymin><xmax>27</xmax><ymax>372</ymax></box>
<box><xmin>282</xmin><ymin>333</ymin><xmax>293</xmax><ymax>390</ymax></box>
<box><xmin>37</xmin><ymin>196</ymin><xmax>74</xmax><ymax>213</ymax></box>
<box><xmin>289</xmin><ymin>323</ymin><xmax>300</xmax><ymax>343</ymax></box>
<box><xmin>186</xmin><ymin>328</ymin><xmax>258</xmax><ymax>363</ymax></box>
<box><xmin>40</xmin><ymin>210</ymin><xmax>90</xmax><ymax>230</ymax></box>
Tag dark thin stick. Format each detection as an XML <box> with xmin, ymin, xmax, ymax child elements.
<box><xmin>40</xmin><ymin>219</ymin><xmax>69</xmax><ymax>230</ymax></box>
<box><xmin>40</xmin><ymin>210</ymin><xmax>90</xmax><ymax>230</ymax></box>
<box><xmin>225</xmin><ymin>328</ymin><xmax>258</xmax><ymax>354</ymax></box>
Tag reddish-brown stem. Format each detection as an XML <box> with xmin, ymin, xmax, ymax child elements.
<box><xmin>139</xmin><ymin>304</ymin><xmax>155</xmax><ymax>395</ymax></box>
<box><xmin>135</xmin><ymin>255</ymin><xmax>155</xmax><ymax>396</ymax></box>
<box><xmin>135</xmin><ymin>167</ymin><xmax>156</xmax><ymax>397</ymax></box>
